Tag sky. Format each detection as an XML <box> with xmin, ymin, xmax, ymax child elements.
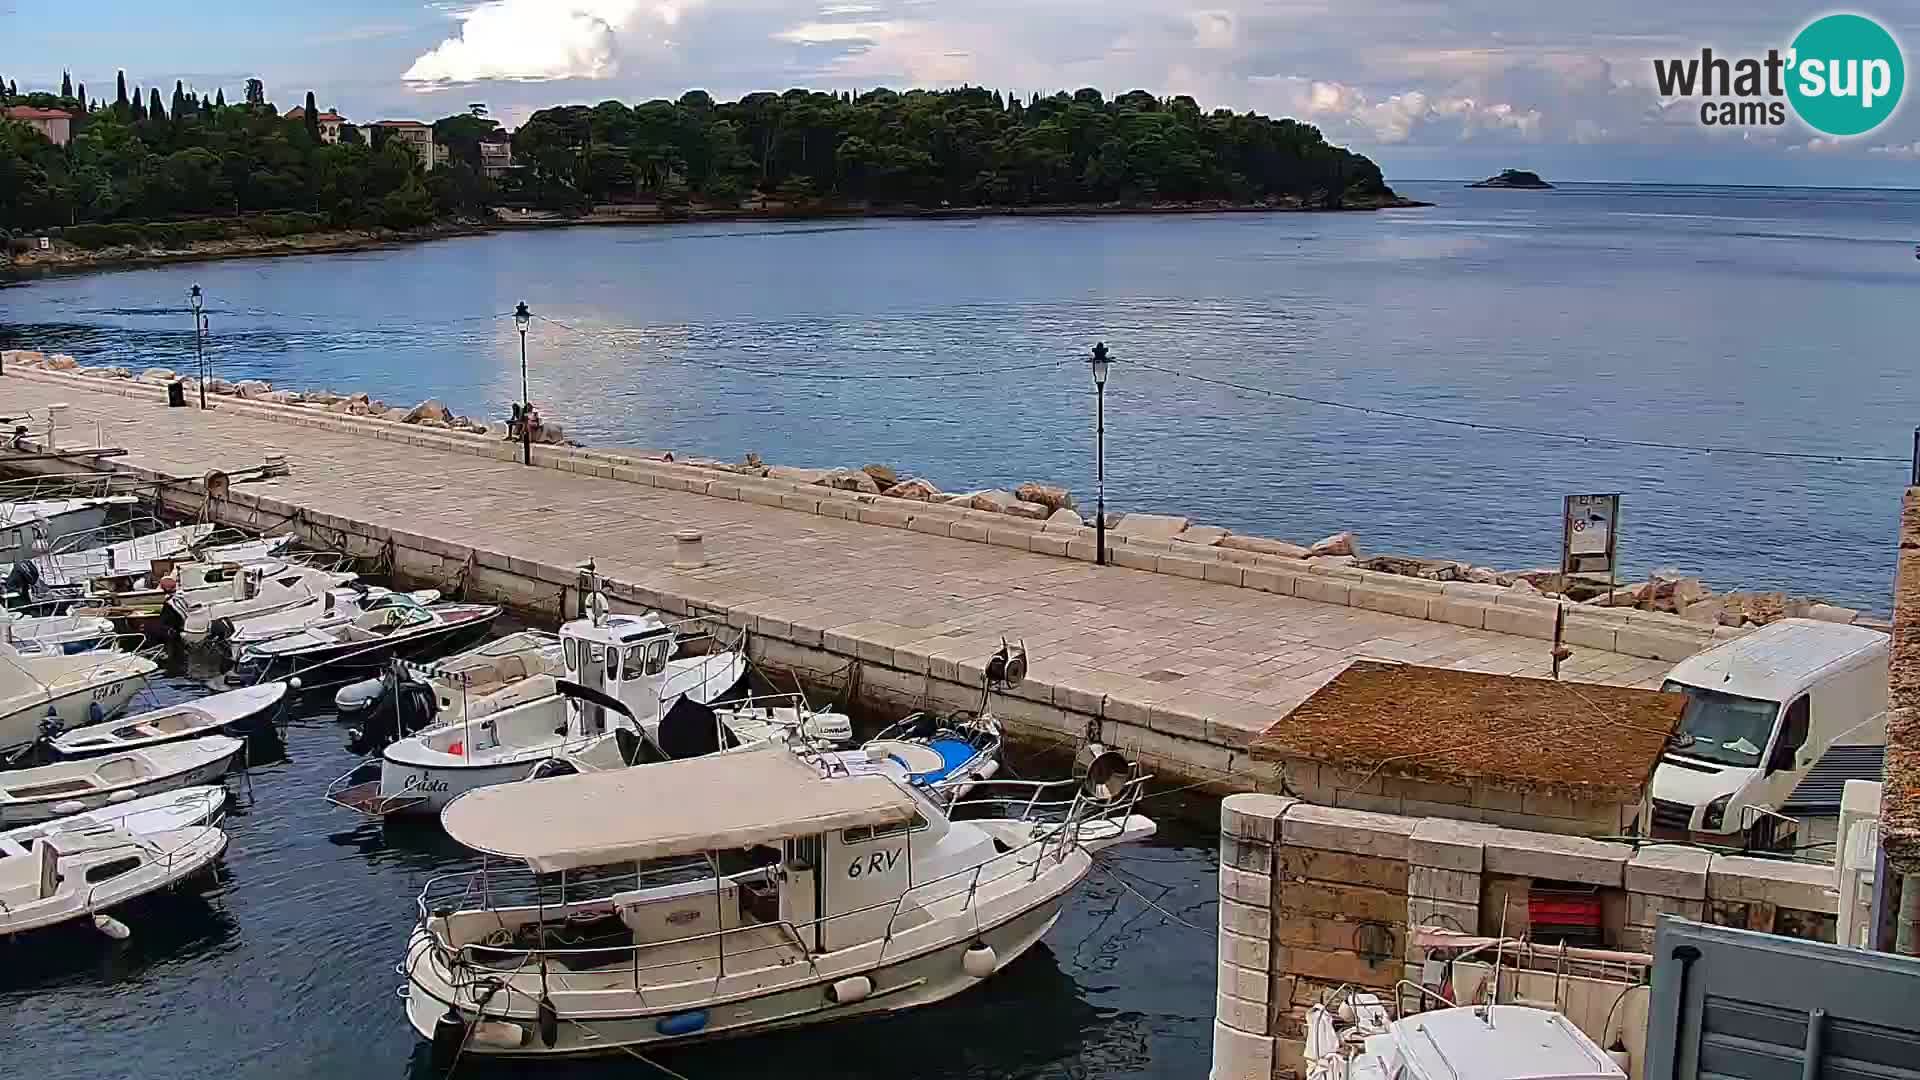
<box><xmin>5</xmin><ymin>0</ymin><xmax>1920</xmax><ymax>186</ymax></box>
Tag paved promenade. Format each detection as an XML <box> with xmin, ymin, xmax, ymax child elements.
<box><xmin>1</xmin><ymin>375</ymin><xmax>1673</xmax><ymax>759</ymax></box>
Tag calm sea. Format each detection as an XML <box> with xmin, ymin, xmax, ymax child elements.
<box><xmin>4</xmin><ymin>181</ymin><xmax>1916</xmax><ymax>611</ymax></box>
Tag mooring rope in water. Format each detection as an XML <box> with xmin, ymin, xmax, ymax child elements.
<box><xmin>1090</xmin><ymin>862</ymin><xmax>1208</xmax><ymax>932</ymax></box>
<box><xmin>561</xmin><ymin>1016</ymin><xmax>696</xmax><ymax>1080</ymax></box>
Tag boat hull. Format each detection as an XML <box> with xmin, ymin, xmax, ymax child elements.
<box><xmin>405</xmin><ymin>887</ymin><xmax>1068</xmax><ymax>1056</ymax></box>
<box><xmin>233</xmin><ymin>608</ymin><xmax>499</xmax><ymax>685</ymax></box>
<box><xmin>0</xmin><ymin>673</ymin><xmax>148</xmax><ymax>757</ymax></box>
<box><xmin>0</xmin><ymin>828</ymin><xmax>228</xmax><ymax>937</ymax></box>
<box><xmin>0</xmin><ymin>745</ymin><xmax>243</xmax><ymax>826</ymax></box>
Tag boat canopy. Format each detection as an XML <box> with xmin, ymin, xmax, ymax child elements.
<box><xmin>441</xmin><ymin>748</ymin><xmax>919</xmax><ymax>872</ymax></box>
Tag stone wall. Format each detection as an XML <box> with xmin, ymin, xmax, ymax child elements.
<box><xmin>1212</xmin><ymin>797</ymin><xmax>1842</xmax><ymax>1080</ymax></box>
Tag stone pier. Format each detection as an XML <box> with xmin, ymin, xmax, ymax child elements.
<box><xmin>2</xmin><ymin>365</ymin><xmax>1692</xmax><ymax>789</ymax></box>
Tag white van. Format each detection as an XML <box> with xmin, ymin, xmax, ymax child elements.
<box><xmin>1647</xmin><ymin>618</ymin><xmax>1887</xmax><ymax>849</ymax></box>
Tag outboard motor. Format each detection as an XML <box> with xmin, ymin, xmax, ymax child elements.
<box><xmin>5</xmin><ymin>559</ymin><xmax>41</xmax><ymax>604</ymax></box>
<box><xmin>344</xmin><ymin>669</ymin><xmax>439</xmax><ymax>754</ymax></box>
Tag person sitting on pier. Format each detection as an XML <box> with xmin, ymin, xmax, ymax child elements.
<box><xmin>506</xmin><ymin>403</ymin><xmax>524</xmax><ymax>441</ymax></box>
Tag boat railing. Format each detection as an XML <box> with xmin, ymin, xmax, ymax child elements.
<box><xmin>655</xmin><ymin>613</ymin><xmax>746</xmax><ymax>659</ymax></box>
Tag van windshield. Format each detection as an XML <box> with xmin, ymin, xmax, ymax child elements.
<box><xmin>1662</xmin><ymin>681</ymin><xmax>1779</xmax><ymax>768</ymax></box>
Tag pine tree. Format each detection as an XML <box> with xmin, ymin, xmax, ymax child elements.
<box><xmin>115</xmin><ymin>70</ymin><xmax>128</xmax><ymax>110</ymax></box>
<box><xmin>215</xmin><ymin>88</ymin><xmax>226</xmax><ymax>108</ymax></box>
<box><xmin>303</xmin><ymin>90</ymin><xmax>320</xmax><ymax>141</ymax></box>
<box><xmin>61</xmin><ymin>71</ymin><xmax>72</xmax><ymax>98</ymax></box>
<box><xmin>149</xmin><ymin>87</ymin><xmax>165</xmax><ymax>123</ymax></box>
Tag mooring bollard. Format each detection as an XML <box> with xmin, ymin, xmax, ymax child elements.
<box><xmin>673</xmin><ymin>528</ymin><xmax>707</xmax><ymax>569</ymax></box>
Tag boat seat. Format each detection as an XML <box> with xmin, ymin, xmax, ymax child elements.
<box><xmin>0</xmin><ymin>842</ymin><xmax>60</xmax><ymax>905</ymax></box>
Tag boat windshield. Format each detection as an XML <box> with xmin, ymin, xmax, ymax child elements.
<box><xmin>1662</xmin><ymin>680</ymin><xmax>1779</xmax><ymax>768</ymax></box>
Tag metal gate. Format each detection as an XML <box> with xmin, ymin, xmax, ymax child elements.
<box><xmin>1644</xmin><ymin>917</ymin><xmax>1920</xmax><ymax>1079</ymax></box>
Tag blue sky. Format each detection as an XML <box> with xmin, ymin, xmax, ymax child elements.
<box><xmin>6</xmin><ymin>1</ymin><xmax>1919</xmax><ymax>186</ymax></box>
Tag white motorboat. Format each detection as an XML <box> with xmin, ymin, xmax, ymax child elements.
<box><xmin>403</xmin><ymin>745</ymin><xmax>1154</xmax><ymax>1061</ymax></box>
<box><xmin>163</xmin><ymin>561</ymin><xmax>360</xmax><ymax>646</ymax></box>
<box><xmin>0</xmin><ymin>496</ymin><xmax>139</xmax><ymax>565</ymax></box>
<box><xmin>0</xmin><ymin>822</ymin><xmax>228</xmax><ymax>938</ymax></box>
<box><xmin>1</xmin><ymin>785</ymin><xmax>228</xmax><ymax>845</ymax></box>
<box><xmin>50</xmin><ymin>681</ymin><xmax>288</xmax><ymax>757</ymax></box>
<box><xmin>0</xmin><ymin>610</ymin><xmax>117</xmax><ymax>655</ymax></box>
<box><xmin>27</xmin><ymin>523</ymin><xmax>217</xmax><ymax>590</ymax></box>
<box><xmin>335</xmin><ymin>631</ymin><xmax>565</xmax><ymax>743</ymax></box>
<box><xmin>1313</xmin><ymin>997</ymin><xmax>1627</xmax><ymax>1080</ymax></box>
<box><xmin>326</xmin><ymin>601</ymin><xmax>747</xmax><ymax>816</ymax></box>
<box><xmin>0</xmin><ymin>641</ymin><xmax>156</xmax><ymax>757</ymax></box>
<box><xmin>218</xmin><ymin>585</ymin><xmax>442</xmax><ymax>661</ymax></box>
<box><xmin>230</xmin><ymin>594</ymin><xmax>501</xmax><ymax>684</ymax></box>
<box><xmin>0</xmin><ymin>735</ymin><xmax>244</xmax><ymax>826</ymax></box>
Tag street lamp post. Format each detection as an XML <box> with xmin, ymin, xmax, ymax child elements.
<box><xmin>514</xmin><ymin>301</ymin><xmax>532</xmax><ymax>466</ymax></box>
<box><xmin>189</xmin><ymin>284</ymin><xmax>207</xmax><ymax>409</ymax></box>
<box><xmin>1089</xmin><ymin>342</ymin><xmax>1111</xmax><ymax>566</ymax></box>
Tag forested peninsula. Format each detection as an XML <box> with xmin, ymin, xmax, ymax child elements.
<box><xmin>1</xmin><ymin>75</ymin><xmax>1414</xmax><ymax>269</ymax></box>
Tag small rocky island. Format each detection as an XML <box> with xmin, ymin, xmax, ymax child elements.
<box><xmin>1468</xmin><ymin>169</ymin><xmax>1553</xmax><ymax>189</ymax></box>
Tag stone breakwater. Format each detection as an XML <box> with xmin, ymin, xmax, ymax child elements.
<box><xmin>671</xmin><ymin>451</ymin><xmax>1881</xmax><ymax>634</ymax></box>
<box><xmin>1</xmin><ymin>347</ymin><xmax>1872</xmax><ymax>633</ymax></box>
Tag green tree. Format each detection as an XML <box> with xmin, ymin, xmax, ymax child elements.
<box><xmin>215</xmin><ymin>88</ymin><xmax>225</xmax><ymax>108</ymax></box>
<box><xmin>172</xmin><ymin>80</ymin><xmax>186</xmax><ymax>123</ymax></box>
<box><xmin>148</xmin><ymin>87</ymin><xmax>165</xmax><ymax>125</ymax></box>
<box><xmin>115</xmin><ymin>70</ymin><xmax>128</xmax><ymax>112</ymax></box>
<box><xmin>76</xmin><ymin>83</ymin><xmax>85</xmax><ymax>110</ymax></box>
<box><xmin>60</xmin><ymin>71</ymin><xmax>72</xmax><ymax>98</ymax></box>
<box><xmin>244</xmin><ymin>78</ymin><xmax>264</xmax><ymax>107</ymax></box>
<box><xmin>130</xmin><ymin>86</ymin><xmax>146</xmax><ymax>121</ymax></box>
<box><xmin>303</xmin><ymin>91</ymin><xmax>319</xmax><ymax>142</ymax></box>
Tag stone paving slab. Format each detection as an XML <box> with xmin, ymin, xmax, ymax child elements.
<box><xmin>0</xmin><ymin>377</ymin><xmax>1674</xmax><ymax>746</ymax></box>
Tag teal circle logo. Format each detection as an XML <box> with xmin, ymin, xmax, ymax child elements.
<box><xmin>1787</xmin><ymin>13</ymin><xmax>1905</xmax><ymax>136</ymax></box>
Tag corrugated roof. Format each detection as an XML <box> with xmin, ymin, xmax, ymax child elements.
<box><xmin>1781</xmin><ymin>745</ymin><xmax>1885</xmax><ymax>815</ymax></box>
<box><xmin>1248</xmin><ymin>660</ymin><xmax>1685</xmax><ymax>801</ymax></box>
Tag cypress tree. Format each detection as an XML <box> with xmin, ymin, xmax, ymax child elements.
<box><xmin>61</xmin><ymin>71</ymin><xmax>72</xmax><ymax>98</ymax></box>
<box><xmin>149</xmin><ymin>87</ymin><xmax>164</xmax><ymax>123</ymax></box>
<box><xmin>172</xmin><ymin>79</ymin><xmax>186</xmax><ymax>121</ymax></box>
<box><xmin>215</xmin><ymin>87</ymin><xmax>225</xmax><ymax>108</ymax></box>
<box><xmin>115</xmin><ymin>70</ymin><xmax>128</xmax><ymax>109</ymax></box>
<box><xmin>303</xmin><ymin>90</ymin><xmax>319</xmax><ymax>141</ymax></box>
<box><xmin>131</xmin><ymin>86</ymin><xmax>145</xmax><ymax>120</ymax></box>
<box><xmin>76</xmin><ymin>83</ymin><xmax>86</xmax><ymax>108</ymax></box>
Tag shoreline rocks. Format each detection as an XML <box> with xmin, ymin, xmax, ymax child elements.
<box><xmin>0</xmin><ymin>345</ymin><xmax>1874</xmax><ymax>627</ymax></box>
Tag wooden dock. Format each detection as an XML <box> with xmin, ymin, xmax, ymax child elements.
<box><xmin>0</xmin><ymin>367</ymin><xmax>1693</xmax><ymax>792</ymax></box>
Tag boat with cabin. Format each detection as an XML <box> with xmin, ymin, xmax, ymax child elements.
<box><xmin>404</xmin><ymin>743</ymin><xmax>1154</xmax><ymax>1061</ymax></box>
<box><xmin>0</xmin><ymin>819</ymin><xmax>228</xmax><ymax>939</ymax></box>
<box><xmin>0</xmin><ymin>640</ymin><xmax>156</xmax><ymax>757</ymax></box>
<box><xmin>325</xmin><ymin>601</ymin><xmax>748</xmax><ymax>816</ymax></box>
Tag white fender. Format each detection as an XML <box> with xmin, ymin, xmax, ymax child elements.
<box><xmin>827</xmin><ymin>975</ymin><xmax>873</xmax><ymax>1004</ymax></box>
<box><xmin>93</xmin><ymin>914</ymin><xmax>131</xmax><ymax>940</ymax></box>
<box><xmin>962</xmin><ymin>943</ymin><xmax>997</xmax><ymax>978</ymax></box>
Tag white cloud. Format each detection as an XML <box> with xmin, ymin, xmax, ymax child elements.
<box><xmin>1868</xmin><ymin>141</ymin><xmax>1920</xmax><ymax>158</ymax></box>
<box><xmin>773</xmin><ymin>20</ymin><xmax>905</xmax><ymax>46</ymax></box>
<box><xmin>1265</xmin><ymin>77</ymin><xmax>1542</xmax><ymax>144</ymax></box>
<box><xmin>402</xmin><ymin>0</ymin><xmax>701</xmax><ymax>85</ymax></box>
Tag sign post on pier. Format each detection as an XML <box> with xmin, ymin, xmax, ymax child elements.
<box><xmin>1561</xmin><ymin>493</ymin><xmax>1621</xmax><ymax>578</ymax></box>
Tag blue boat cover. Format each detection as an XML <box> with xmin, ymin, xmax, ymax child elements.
<box><xmin>894</xmin><ymin>738</ymin><xmax>976</xmax><ymax>784</ymax></box>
